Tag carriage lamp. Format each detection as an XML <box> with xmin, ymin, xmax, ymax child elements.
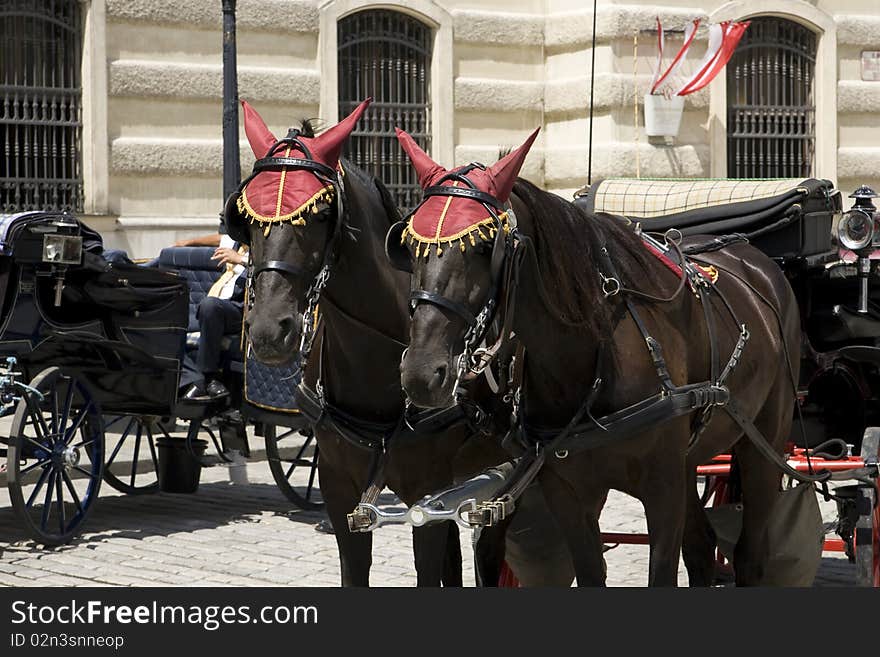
<box><xmin>837</xmin><ymin>208</ymin><xmax>875</xmax><ymax>252</ymax></box>
<box><xmin>841</xmin><ymin>186</ymin><xmax>880</xmax><ymax>313</ymax></box>
<box><xmin>42</xmin><ymin>234</ymin><xmax>82</xmax><ymax>265</ymax></box>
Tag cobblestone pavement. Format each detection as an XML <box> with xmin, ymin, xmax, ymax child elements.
<box><xmin>0</xmin><ymin>437</ymin><xmax>859</xmax><ymax>587</ymax></box>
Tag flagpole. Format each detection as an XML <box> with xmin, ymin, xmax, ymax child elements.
<box><xmin>587</xmin><ymin>0</ymin><xmax>597</xmax><ymax>185</ymax></box>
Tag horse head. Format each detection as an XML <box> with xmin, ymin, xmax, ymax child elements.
<box><xmin>388</xmin><ymin>127</ymin><xmax>539</xmax><ymax>408</ymax></box>
<box><xmin>224</xmin><ymin>98</ymin><xmax>371</xmax><ymax>365</ymax></box>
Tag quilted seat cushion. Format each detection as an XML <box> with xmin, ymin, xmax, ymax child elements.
<box><xmin>157</xmin><ymin>246</ymin><xmax>223</xmax><ymax>332</ymax></box>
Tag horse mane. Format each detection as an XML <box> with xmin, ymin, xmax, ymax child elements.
<box><xmin>511</xmin><ymin>178</ymin><xmax>657</xmax><ymax>331</ymax></box>
<box><xmin>298</xmin><ymin>118</ymin><xmax>321</xmax><ymax>138</ymax></box>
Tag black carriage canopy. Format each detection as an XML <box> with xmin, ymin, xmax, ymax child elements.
<box><xmin>0</xmin><ymin>211</ymin><xmax>189</xmax><ymax>413</ymax></box>
<box><xmin>0</xmin><ymin>211</ymin><xmax>186</xmax><ymax>314</ymax></box>
<box><xmin>576</xmin><ymin>178</ymin><xmax>841</xmax><ymax>259</ymax></box>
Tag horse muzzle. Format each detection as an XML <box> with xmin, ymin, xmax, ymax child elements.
<box><xmin>246</xmin><ymin>312</ymin><xmax>301</xmax><ymax>365</ymax></box>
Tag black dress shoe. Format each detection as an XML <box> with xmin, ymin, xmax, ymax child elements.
<box><xmin>181</xmin><ymin>382</ymin><xmax>211</xmax><ymax>402</ymax></box>
<box><xmin>205</xmin><ymin>379</ymin><xmax>230</xmax><ymax>399</ymax></box>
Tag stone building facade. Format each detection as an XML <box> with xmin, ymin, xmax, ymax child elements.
<box><xmin>4</xmin><ymin>1</ymin><xmax>880</xmax><ymax>256</ymax></box>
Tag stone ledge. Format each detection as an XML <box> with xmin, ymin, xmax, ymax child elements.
<box><xmin>454</xmin><ymin>78</ymin><xmax>543</xmax><ymax>112</ymax></box>
<box><xmin>545</xmin><ymin>74</ymin><xmax>709</xmax><ymax>114</ymax></box>
<box><xmin>106</xmin><ymin>0</ymin><xmax>319</xmax><ymax>33</ymax></box>
<box><xmin>115</xmin><ymin>217</ymin><xmax>224</xmax><ymax>229</ymax></box>
<box><xmin>544</xmin><ymin>143</ymin><xmax>710</xmax><ymax>184</ymax></box>
<box><xmin>838</xmin><ymin>80</ymin><xmax>880</xmax><ymax>113</ymax></box>
<box><xmin>836</xmin><ymin>15</ymin><xmax>880</xmax><ymax>48</ymax></box>
<box><xmin>111</xmin><ymin>137</ymin><xmax>252</xmax><ymax>176</ymax></box>
<box><xmin>110</xmin><ymin>60</ymin><xmax>320</xmax><ymax>103</ymax></box>
<box><xmin>546</xmin><ymin>6</ymin><xmax>708</xmax><ymax>48</ymax></box>
<box><xmin>452</xmin><ymin>10</ymin><xmax>543</xmax><ymax>46</ymax></box>
<box><xmin>838</xmin><ymin>147</ymin><xmax>880</xmax><ymax>180</ymax></box>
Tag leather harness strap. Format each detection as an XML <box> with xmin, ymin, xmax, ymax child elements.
<box><xmin>253</xmin><ymin>259</ymin><xmax>312</xmax><ymax>279</ymax></box>
<box><xmin>253</xmin><ymin>157</ymin><xmax>337</xmax><ymax>180</ymax></box>
<box><xmin>409</xmin><ymin>289</ymin><xmax>477</xmax><ymax>326</ymax></box>
<box><xmin>504</xmin><ymin>232</ymin><xmax>832</xmax><ymax>485</ymax></box>
<box><xmin>423</xmin><ymin>185</ymin><xmax>505</xmax><ymax>210</ymax></box>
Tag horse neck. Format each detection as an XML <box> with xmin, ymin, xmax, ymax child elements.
<box><xmin>509</xmin><ymin>196</ymin><xmax>684</xmax><ymax>426</ymax></box>
<box><xmin>509</xmin><ymin>204</ymin><xmax>603</xmax><ymax>421</ymax></box>
<box><xmin>315</xmin><ymin>177</ymin><xmax>409</xmax><ymax>414</ymax></box>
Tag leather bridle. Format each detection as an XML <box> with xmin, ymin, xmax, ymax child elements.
<box><xmin>236</xmin><ymin>128</ymin><xmax>348</xmax><ymax>362</ymax></box>
<box><xmin>391</xmin><ymin>164</ymin><xmax>519</xmax><ymax>393</ymax></box>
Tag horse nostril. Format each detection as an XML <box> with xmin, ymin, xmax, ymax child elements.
<box><xmin>432</xmin><ymin>364</ymin><xmax>447</xmax><ymax>388</ymax></box>
<box><xmin>278</xmin><ymin>315</ymin><xmax>295</xmax><ymax>339</ymax></box>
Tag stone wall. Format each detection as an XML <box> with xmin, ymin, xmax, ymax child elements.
<box><xmin>82</xmin><ymin>0</ymin><xmax>880</xmax><ymax>256</ymax></box>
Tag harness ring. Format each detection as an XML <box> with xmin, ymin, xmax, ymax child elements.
<box><xmin>601</xmin><ymin>275</ymin><xmax>621</xmax><ymax>298</ymax></box>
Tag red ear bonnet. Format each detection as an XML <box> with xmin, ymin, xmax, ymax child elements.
<box><xmin>237</xmin><ymin>98</ymin><xmax>372</xmax><ymax>230</ymax></box>
<box><xmin>395</xmin><ymin>127</ymin><xmax>539</xmax><ymax>256</ymax></box>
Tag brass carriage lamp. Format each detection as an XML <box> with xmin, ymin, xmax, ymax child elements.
<box><xmin>839</xmin><ymin>185</ymin><xmax>880</xmax><ymax>313</ymax></box>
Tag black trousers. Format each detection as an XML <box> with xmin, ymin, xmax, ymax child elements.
<box><xmin>180</xmin><ymin>296</ymin><xmax>243</xmax><ymax>388</ymax></box>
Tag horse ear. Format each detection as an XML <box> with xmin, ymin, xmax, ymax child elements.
<box><xmin>396</xmin><ymin>127</ymin><xmax>447</xmax><ymax>189</ymax></box>
<box><xmin>311</xmin><ymin>97</ymin><xmax>372</xmax><ymax>166</ymax></box>
<box><xmin>240</xmin><ymin>100</ymin><xmax>276</xmax><ymax>157</ymax></box>
<box><xmin>487</xmin><ymin>127</ymin><xmax>540</xmax><ymax>202</ymax></box>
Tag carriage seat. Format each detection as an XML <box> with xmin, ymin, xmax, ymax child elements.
<box><xmin>155</xmin><ymin>246</ymin><xmax>243</xmax><ymax>367</ymax></box>
<box><xmin>575</xmin><ymin>177</ymin><xmax>841</xmax><ymax>259</ymax></box>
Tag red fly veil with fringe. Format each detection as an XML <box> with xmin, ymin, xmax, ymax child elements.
<box><xmin>395</xmin><ymin>127</ymin><xmax>539</xmax><ymax>257</ymax></box>
<box><xmin>237</xmin><ymin>98</ymin><xmax>371</xmax><ymax>232</ymax></box>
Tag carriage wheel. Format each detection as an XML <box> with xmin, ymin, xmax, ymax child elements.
<box><xmin>855</xmin><ymin>427</ymin><xmax>879</xmax><ymax>587</ymax></box>
<box><xmin>101</xmin><ymin>415</ymin><xmax>160</xmax><ymax>495</ymax></box>
<box><xmin>265</xmin><ymin>425</ymin><xmax>323</xmax><ymax>511</ymax></box>
<box><xmin>6</xmin><ymin>367</ymin><xmax>104</xmax><ymax>545</ymax></box>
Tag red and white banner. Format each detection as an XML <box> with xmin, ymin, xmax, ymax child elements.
<box><xmin>649</xmin><ymin>16</ymin><xmax>665</xmax><ymax>94</ymax></box>
<box><xmin>674</xmin><ymin>20</ymin><xmax>750</xmax><ymax>96</ymax></box>
<box><xmin>651</xmin><ymin>18</ymin><xmax>700</xmax><ymax>95</ymax></box>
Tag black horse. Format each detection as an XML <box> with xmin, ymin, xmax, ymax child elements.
<box><xmin>392</xmin><ymin>129</ymin><xmax>804</xmax><ymax>586</ymax></box>
<box><xmin>226</xmin><ymin>101</ymin><xmax>569</xmax><ymax>586</ymax></box>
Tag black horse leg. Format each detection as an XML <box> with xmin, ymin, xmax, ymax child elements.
<box><xmin>640</xmin><ymin>459</ymin><xmax>687</xmax><ymax>587</ymax></box>
<box><xmin>319</xmin><ymin>463</ymin><xmax>373</xmax><ymax>587</ymax></box>
<box><xmin>539</xmin><ymin>467</ymin><xmax>606</xmax><ymax>586</ymax></box>
<box><xmin>732</xmin><ymin>440</ymin><xmax>783</xmax><ymax>586</ymax></box>
<box><xmin>441</xmin><ymin>521</ymin><xmax>463</xmax><ymax>586</ymax></box>
<box><xmin>681</xmin><ymin>466</ymin><xmax>717</xmax><ymax>586</ymax></box>
<box><xmin>732</xmin><ymin>391</ymin><xmax>790</xmax><ymax>586</ymax></box>
<box><xmin>412</xmin><ymin>522</ymin><xmax>453</xmax><ymax>587</ymax></box>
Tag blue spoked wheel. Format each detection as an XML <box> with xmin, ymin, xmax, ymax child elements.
<box><xmin>102</xmin><ymin>415</ymin><xmax>160</xmax><ymax>495</ymax></box>
<box><xmin>265</xmin><ymin>426</ymin><xmax>323</xmax><ymax>511</ymax></box>
<box><xmin>6</xmin><ymin>368</ymin><xmax>104</xmax><ymax>545</ymax></box>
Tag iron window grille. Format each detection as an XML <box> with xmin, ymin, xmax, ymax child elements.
<box><xmin>727</xmin><ymin>17</ymin><xmax>817</xmax><ymax>179</ymax></box>
<box><xmin>1</xmin><ymin>0</ymin><xmax>83</xmax><ymax>214</ymax></box>
<box><xmin>338</xmin><ymin>9</ymin><xmax>432</xmax><ymax>211</ymax></box>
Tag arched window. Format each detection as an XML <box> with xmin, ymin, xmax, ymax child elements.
<box><xmin>1</xmin><ymin>1</ymin><xmax>83</xmax><ymax>213</ymax></box>
<box><xmin>338</xmin><ymin>10</ymin><xmax>432</xmax><ymax>210</ymax></box>
<box><xmin>727</xmin><ymin>17</ymin><xmax>816</xmax><ymax>179</ymax></box>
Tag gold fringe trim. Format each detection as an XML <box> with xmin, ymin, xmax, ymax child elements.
<box><xmin>237</xmin><ymin>185</ymin><xmax>335</xmax><ymax>228</ymax></box>
<box><xmin>402</xmin><ymin>213</ymin><xmax>509</xmax><ymax>258</ymax></box>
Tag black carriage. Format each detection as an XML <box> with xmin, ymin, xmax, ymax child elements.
<box><xmin>0</xmin><ymin>211</ymin><xmax>320</xmax><ymax>545</ymax></box>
